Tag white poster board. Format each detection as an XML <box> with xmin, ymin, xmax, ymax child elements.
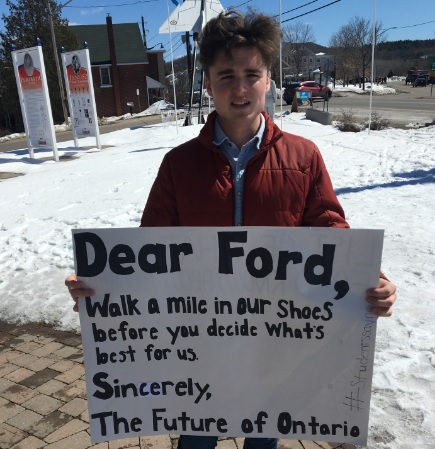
<box><xmin>62</xmin><ymin>49</ymin><xmax>101</xmax><ymax>149</ymax></box>
<box><xmin>73</xmin><ymin>227</ymin><xmax>383</xmax><ymax>446</ymax></box>
<box><xmin>11</xmin><ymin>45</ymin><xmax>58</xmax><ymax>161</ymax></box>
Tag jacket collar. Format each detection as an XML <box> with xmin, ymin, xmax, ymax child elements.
<box><xmin>198</xmin><ymin>110</ymin><xmax>283</xmax><ymax>153</ymax></box>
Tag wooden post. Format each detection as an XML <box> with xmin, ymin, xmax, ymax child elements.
<box><xmin>291</xmin><ymin>93</ymin><xmax>298</xmax><ymax>113</ymax></box>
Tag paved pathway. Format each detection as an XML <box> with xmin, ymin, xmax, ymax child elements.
<box><xmin>0</xmin><ymin>320</ymin><xmax>356</xmax><ymax>449</ymax></box>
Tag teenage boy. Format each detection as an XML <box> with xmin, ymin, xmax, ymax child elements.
<box><xmin>66</xmin><ymin>10</ymin><xmax>396</xmax><ymax>449</ymax></box>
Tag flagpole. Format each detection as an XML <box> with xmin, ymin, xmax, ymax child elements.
<box><xmin>368</xmin><ymin>0</ymin><xmax>376</xmax><ymax>135</ymax></box>
<box><xmin>166</xmin><ymin>0</ymin><xmax>179</xmax><ymax>133</ymax></box>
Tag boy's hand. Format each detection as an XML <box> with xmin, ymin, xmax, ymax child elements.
<box><xmin>65</xmin><ymin>274</ymin><xmax>95</xmax><ymax>312</ymax></box>
<box><xmin>366</xmin><ymin>278</ymin><xmax>397</xmax><ymax>317</ymax></box>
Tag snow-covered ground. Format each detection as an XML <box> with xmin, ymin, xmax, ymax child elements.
<box><xmin>0</xmin><ymin>103</ymin><xmax>434</xmax><ymax>448</ymax></box>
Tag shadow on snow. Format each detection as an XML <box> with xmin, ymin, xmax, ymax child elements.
<box><xmin>335</xmin><ymin>168</ymin><xmax>435</xmax><ymax>195</ymax></box>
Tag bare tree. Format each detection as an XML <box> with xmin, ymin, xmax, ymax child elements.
<box><xmin>330</xmin><ymin>30</ymin><xmax>354</xmax><ymax>86</ymax></box>
<box><xmin>330</xmin><ymin>16</ymin><xmax>382</xmax><ymax>89</ymax></box>
<box><xmin>282</xmin><ymin>21</ymin><xmax>315</xmax><ymax>79</ymax></box>
<box><xmin>164</xmin><ymin>69</ymin><xmax>191</xmax><ymax>105</ymax></box>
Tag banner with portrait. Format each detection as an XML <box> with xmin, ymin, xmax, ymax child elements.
<box><xmin>12</xmin><ymin>45</ymin><xmax>58</xmax><ymax>161</ymax></box>
<box><xmin>62</xmin><ymin>48</ymin><xmax>100</xmax><ymax>147</ymax></box>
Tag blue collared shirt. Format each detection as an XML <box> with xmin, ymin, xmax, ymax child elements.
<box><xmin>213</xmin><ymin>115</ymin><xmax>265</xmax><ymax>226</ymax></box>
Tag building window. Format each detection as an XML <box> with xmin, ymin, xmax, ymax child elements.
<box><xmin>100</xmin><ymin>67</ymin><xmax>111</xmax><ymax>86</ymax></box>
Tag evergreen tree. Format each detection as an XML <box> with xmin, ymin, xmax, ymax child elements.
<box><xmin>0</xmin><ymin>0</ymin><xmax>78</xmax><ymax>128</ymax></box>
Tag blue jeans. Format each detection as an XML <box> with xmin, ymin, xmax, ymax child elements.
<box><xmin>177</xmin><ymin>435</ymin><xmax>278</xmax><ymax>449</ymax></box>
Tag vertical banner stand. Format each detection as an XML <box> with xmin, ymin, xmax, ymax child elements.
<box><xmin>11</xmin><ymin>41</ymin><xmax>59</xmax><ymax>161</ymax></box>
<box><xmin>61</xmin><ymin>43</ymin><xmax>101</xmax><ymax>150</ymax></box>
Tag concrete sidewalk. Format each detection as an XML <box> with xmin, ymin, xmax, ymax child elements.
<box><xmin>0</xmin><ymin>320</ymin><xmax>356</xmax><ymax>449</ymax></box>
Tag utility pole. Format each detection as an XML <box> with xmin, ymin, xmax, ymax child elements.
<box><xmin>48</xmin><ymin>0</ymin><xmax>72</xmax><ymax>125</ymax></box>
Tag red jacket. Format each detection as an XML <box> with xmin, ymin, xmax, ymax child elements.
<box><xmin>141</xmin><ymin>111</ymin><xmax>349</xmax><ymax>229</ymax></box>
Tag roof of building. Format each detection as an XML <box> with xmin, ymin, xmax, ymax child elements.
<box><xmin>69</xmin><ymin>23</ymin><xmax>148</xmax><ymax>65</ymax></box>
<box><xmin>282</xmin><ymin>42</ymin><xmax>329</xmax><ymax>56</ymax></box>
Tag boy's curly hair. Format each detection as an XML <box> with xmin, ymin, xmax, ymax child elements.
<box><xmin>199</xmin><ymin>10</ymin><xmax>280</xmax><ymax>76</ymax></box>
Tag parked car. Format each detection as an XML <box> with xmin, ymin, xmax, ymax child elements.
<box><xmin>282</xmin><ymin>82</ymin><xmax>301</xmax><ymax>105</ymax></box>
<box><xmin>413</xmin><ymin>75</ymin><xmax>427</xmax><ymax>87</ymax></box>
<box><xmin>283</xmin><ymin>81</ymin><xmax>332</xmax><ymax>105</ymax></box>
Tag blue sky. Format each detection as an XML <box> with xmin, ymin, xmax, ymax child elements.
<box><xmin>1</xmin><ymin>0</ymin><xmax>434</xmax><ymax>60</ymax></box>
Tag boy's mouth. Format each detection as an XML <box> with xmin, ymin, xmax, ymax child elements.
<box><xmin>231</xmin><ymin>100</ymin><xmax>250</xmax><ymax>106</ymax></box>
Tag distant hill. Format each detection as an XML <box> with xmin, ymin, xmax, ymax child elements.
<box><xmin>377</xmin><ymin>39</ymin><xmax>435</xmax><ymax>61</ymax></box>
<box><xmin>281</xmin><ymin>42</ymin><xmax>329</xmax><ymax>54</ymax></box>
<box><xmin>165</xmin><ymin>39</ymin><xmax>435</xmax><ymax>77</ymax></box>
<box><xmin>375</xmin><ymin>39</ymin><xmax>435</xmax><ymax>76</ymax></box>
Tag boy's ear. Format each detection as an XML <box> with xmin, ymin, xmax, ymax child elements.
<box><xmin>205</xmin><ymin>77</ymin><xmax>213</xmax><ymax>96</ymax></box>
<box><xmin>265</xmin><ymin>72</ymin><xmax>271</xmax><ymax>92</ymax></box>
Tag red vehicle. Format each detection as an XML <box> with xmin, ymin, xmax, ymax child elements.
<box><xmin>406</xmin><ymin>69</ymin><xmax>429</xmax><ymax>85</ymax></box>
<box><xmin>283</xmin><ymin>81</ymin><xmax>332</xmax><ymax>105</ymax></box>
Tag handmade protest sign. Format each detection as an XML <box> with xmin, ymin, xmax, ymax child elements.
<box><xmin>73</xmin><ymin>227</ymin><xmax>383</xmax><ymax>445</ymax></box>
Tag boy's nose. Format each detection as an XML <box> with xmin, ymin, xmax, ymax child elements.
<box><xmin>232</xmin><ymin>78</ymin><xmax>247</xmax><ymax>92</ymax></box>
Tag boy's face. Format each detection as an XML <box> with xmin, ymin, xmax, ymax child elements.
<box><xmin>205</xmin><ymin>46</ymin><xmax>270</xmax><ymax>129</ymax></box>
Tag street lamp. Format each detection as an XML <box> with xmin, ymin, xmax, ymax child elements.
<box><xmin>369</xmin><ymin>24</ymin><xmax>397</xmax><ymax>87</ymax></box>
<box><xmin>376</xmin><ymin>26</ymin><xmax>397</xmax><ymax>43</ymax></box>
<box><xmin>47</xmin><ymin>0</ymin><xmax>72</xmax><ymax>126</ymax></box>
<box><xmin>146</xmin><ymin>43</ymin><xmax>164</xmax><ymax>51</ymax></box>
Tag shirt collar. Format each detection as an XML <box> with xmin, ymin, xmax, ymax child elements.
<box><xmin>212</xmin><ymin>114</ymin><xmax>265</xmax><ymax>150</ymax></box>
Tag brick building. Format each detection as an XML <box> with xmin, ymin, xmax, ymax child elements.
<box><xmin>70</xmin><ymin>16</ymin><xmax>165</xmax><ymax>117</ymax></box>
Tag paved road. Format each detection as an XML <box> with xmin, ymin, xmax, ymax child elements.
<box><xmin>0</xmin><ymin>114</ymin><xmax>163</xmax><ymax>153</ymax></box>
<box><xmin>326</xmin><ymin>81</ymin><xmax>435</xmax><ymax>126</ymax></box>
<box><xmin>1</xmin><ymin>81</ymin><xmax>434</xmax><ymax>153</ymax></box>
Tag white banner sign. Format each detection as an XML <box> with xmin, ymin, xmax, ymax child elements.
<box><xmin>73</xmin><ymin>227</ymin><xmax>383</xmax><ymax>445</ymax></box>
<box><xmin>12</xmin><ymin>45</ymin><xmax>58</xmax><ymax>160</ymax></box>
<box><xmin>62</xmin><ymin>49</ymin><xmax>100</xmax><ymax>147</ymax></box>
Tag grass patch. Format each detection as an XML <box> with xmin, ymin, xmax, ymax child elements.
<box><xmin>334</xmin><ymin>109</ymin><xmax>362</xmax><ymax>132</ymax></box>
<box><xmin>365</xmin><ymin>111</ymin><xmax>391</xmax><ymax>130</ymax></box>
